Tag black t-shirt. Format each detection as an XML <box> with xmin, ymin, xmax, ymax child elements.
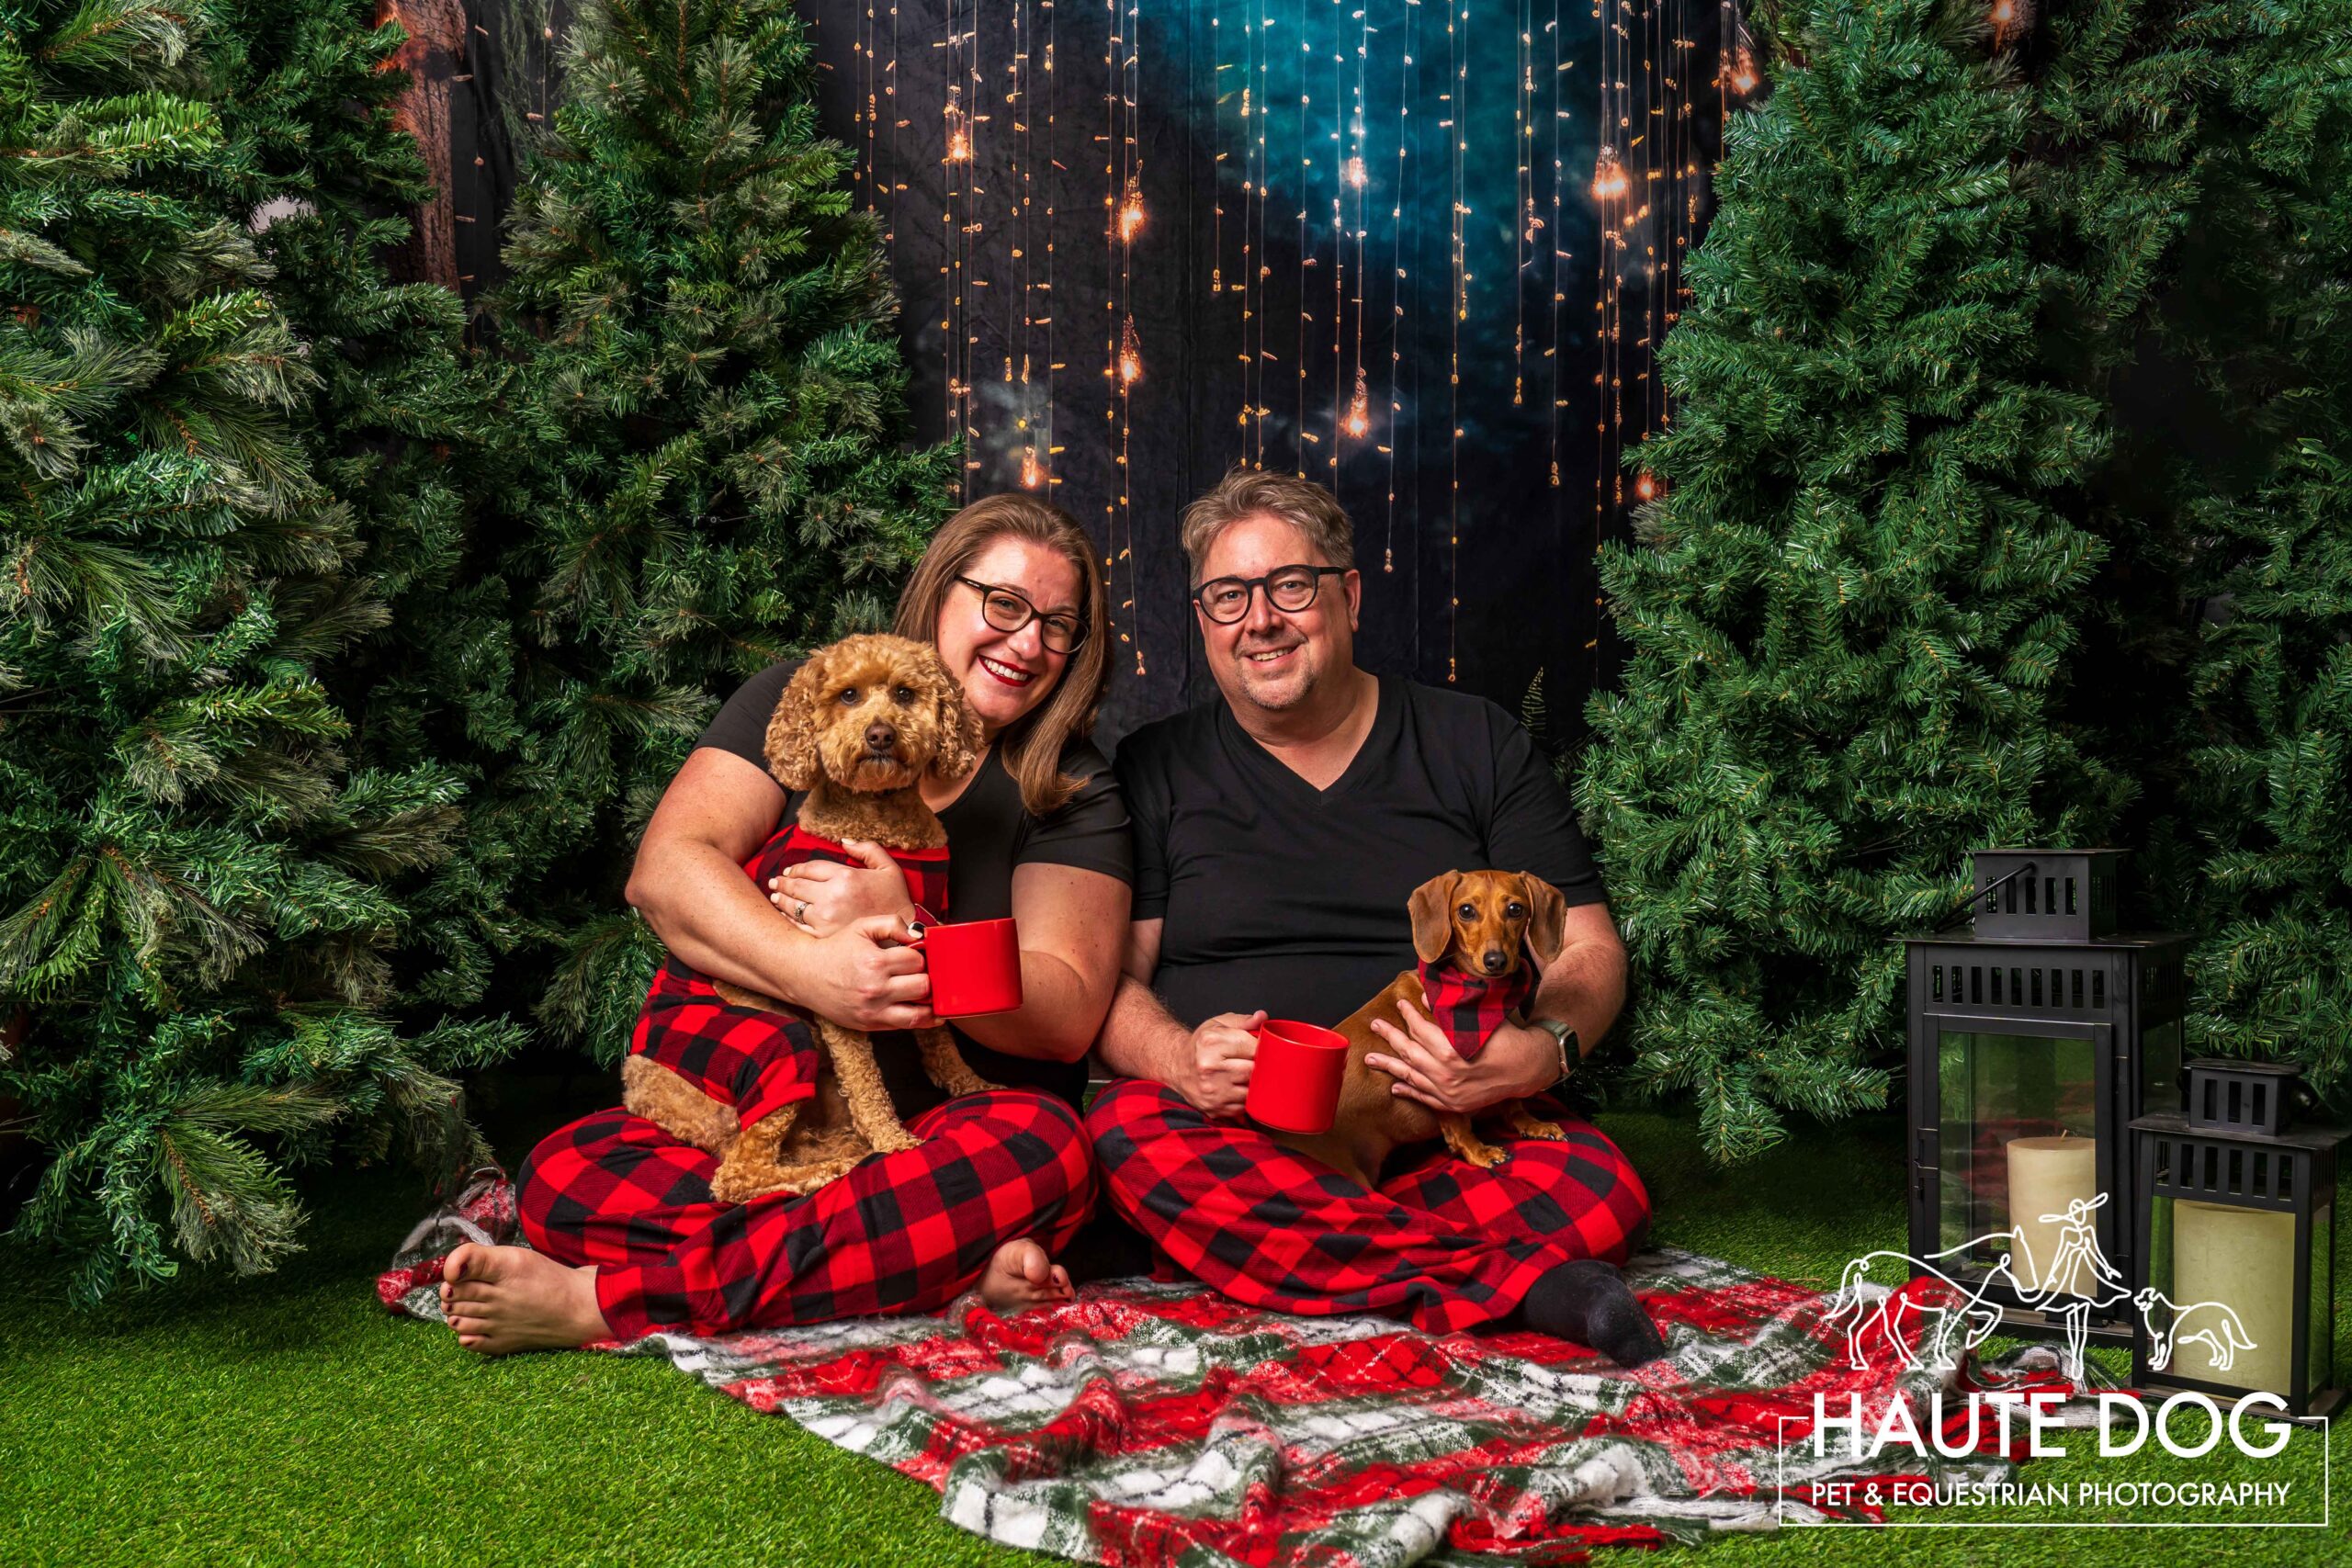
<box><xmin>1115</xmin><ymin>676</ymin><xmax>1606</xmax><ymax>1030</ymax></box>
<box><xmin>696</xmin><ymin>660</ymin><xmax>1133</xmax><ymax>1111</ymax></box>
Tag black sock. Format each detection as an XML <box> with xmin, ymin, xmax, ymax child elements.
<box><xmin>1516</xmin><ymin>1258</ymin><xmax>1668</xmax><ymax>1368</ymax></box>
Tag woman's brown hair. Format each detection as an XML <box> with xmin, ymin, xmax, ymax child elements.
<box><xmin>892</xmin><ymin>492</ymin><xmax>1110</xmax><ymax>818</ymax></box>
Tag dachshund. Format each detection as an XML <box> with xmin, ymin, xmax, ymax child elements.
<box><xmin>621</xmin><ymin>634</ymin><xmax>998</xmax><ymax>1201</ymax></box>
<box><xmin>1273</xmin><ymin>870</ymin><xmax>1571</xmax><ymax>1192</ymax></box>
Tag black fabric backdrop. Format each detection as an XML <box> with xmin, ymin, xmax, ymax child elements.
<box><xmin>444</xmin><ymin>0</ymin><xmax>1726</xmax><ymax>743</ymax></box>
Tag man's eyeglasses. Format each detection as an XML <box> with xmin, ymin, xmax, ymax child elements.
<box><xmin>956</xmin><ymin>575</ymin><xmax>1088</xmax><ymax>654</ymax></box>
<box><xmin>1190</xmin><ymin>565</ymin><xmax>1349</xmax><ymax>625</ymax></box>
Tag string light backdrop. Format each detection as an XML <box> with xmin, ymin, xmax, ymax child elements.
<box><xmin>806</xmin><ymin>0</ymin><xmax>1738</xmax><ymax>735</ymax></box>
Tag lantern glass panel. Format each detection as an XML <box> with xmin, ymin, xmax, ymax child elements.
<box><xmin>1938</xmin><ymin>1029</ymin><xmax>2099</xmax><ymax>1269</ymax></box>
<box><xmin>2313</xmin><ymin>1201</ymin><xmax>2334</xmax><ymax>1396</ymax></box>
<box><xmin>2141</xmin><ymin>1020</ymin><xmax>2182</xmax><ymax>1112</ymax></box>
<box><xmin>2151</xmin><ymin>1192</ymin><xmax>2299</xmax><ymax>1394</ymax></box>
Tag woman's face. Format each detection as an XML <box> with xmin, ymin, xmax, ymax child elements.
<box><xmin>933</xmin><ymin>535</ymin><xmax>1083</xmax><ymax>739</ymax></box>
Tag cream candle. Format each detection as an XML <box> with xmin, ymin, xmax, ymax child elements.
<box><xmin>2169</xmin><ymin>1200</ymin><xmax>2296</xmax><ymax>1393</ymax></box>
<box><xmin>2007</xmin><ymin>1134</ymin><xmax>2098</xmax><ymax>1296</ymax></box>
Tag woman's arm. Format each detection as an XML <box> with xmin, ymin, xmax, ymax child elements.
<box><xmin>948</xmin><ymin>863</ymin><xmax>1130</xmax><ymax>1064</ymax></box>
<box><xmin>626</xmin><ymin>749</ymin><xmax>936</xmax><ymax>1032</ymax></box>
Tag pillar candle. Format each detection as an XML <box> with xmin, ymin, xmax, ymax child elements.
<box><xmin>2007</xmin><ymin>1134</ymin><xmax>2098</xmax><ymax>1296</ymax></box>
<box><xmin>2169</xmin><ymin>1200</ymin><xmax>2297</xmax><ymax>1393</ymax></box>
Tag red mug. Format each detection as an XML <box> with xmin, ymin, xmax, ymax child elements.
<box><xmin>906</xmin><ymin>917</ymin><xmax>1023</xmax><ymax>1018</ymax></box>
<box><xmin>1246</xmin><ymin>1018</ymin><xmax>1351</xmax><ymax>1134</ymax></box>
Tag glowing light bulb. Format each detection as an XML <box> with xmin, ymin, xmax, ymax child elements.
<box><xmin>1590</xmin><ymin>145</ymin><xmax>1629</xmax><ymax>202</ymax></box>
<box><xmin>1116</xmin><ymin>173</ymin><xmax>1146</xmax><ymax>243</ymax></box>
<box><xmin>1344</xmin><ymin>155</ymin><xmax>1367</xmax><ymax>189</ymax></box>
<box><xmin>947</xmin><ymin>125</ymin><xmax>971</xmax><ymax>163</ymax></box>
<box><xmin>1731</xmin><ymin>48</ymin><xmax>1758</xmax><ymax>95</ymax></box>
<box><xmin>1021</xmin><ymin>448</ymin><xmax>1044</xmax><ymax>489</ymax></box>
<box><xmin>1635</xmin><ymin>471</ymin><xmax>1658</xmax><ymax>501</ymax></box>
<box><xmin>1342</xmin><ymin>367</ymin><xmax>1371</xmax><ymax>439</ymax></box>
<box><xmin>1118</xmin><ymin>317</ymin><xmax>1143</xmax><ymax>386</ymax></box>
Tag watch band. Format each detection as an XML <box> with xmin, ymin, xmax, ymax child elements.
<box><xmin>1532</xmin><ymin>1018</ymin><xmax>1578</xmax><ymax>1090</ymax></box>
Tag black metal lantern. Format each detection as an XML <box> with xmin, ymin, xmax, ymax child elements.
<box><xmin>2130</xmin><ymin>1060</ymin><xmax>2343</xmax><ymax>1420</ymax></box>
<box><xmin>1901</xmin><ymin>850</ymin><xmax>2188</xmax><ymax>1343</ymax></box>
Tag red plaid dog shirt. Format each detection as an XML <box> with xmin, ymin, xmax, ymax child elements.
<box><xmin>1415</xmin><ymin>957</ymin><xmax>1535</xmax><ymax>1058</ymax></box>
<box><xmin>628</xmin><ymin>825</ymin><xmax>950</xmax><ymax>1133</ymax></box>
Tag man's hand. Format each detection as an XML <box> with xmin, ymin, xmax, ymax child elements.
<box><xmin>769</xmin><ymin>840</ymin><xmax>916</xmax><ymax>936</ymax></box>
<box><xmin>1173</xmin><ymin>1010</ymin><xmax>1265</xmax><ymax>1120</ymax></box>
<box><xmin>796</xmin><ymin>913</ymin><xmax>939</xmax><ymax>1032</ymax></box>
<box><xmin>1365</xmin><ymin>1000</ymin><xmax>1555</xmax><ymax>1115</ymax></box>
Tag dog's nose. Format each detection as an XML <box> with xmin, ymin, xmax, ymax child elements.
<box><xmin>1481</xmin><ymin>950</ymin><xmax>1508</xmax><ymax>975</ymax></box>
<box><xmin>865</xmin><ymin>722</ymin><xmax>897</xmax><ymax>752</ymax></box>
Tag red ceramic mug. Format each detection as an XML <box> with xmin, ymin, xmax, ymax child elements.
<box><xmin>906</xmin><ymin>917</ymin><xmax>1023</xmax><ymax>1018</ymax></box>
<box><xmin>1245</xmin><ymin>1018</ymin><xmax>1351</xmax><ymax>1134</ymax></box>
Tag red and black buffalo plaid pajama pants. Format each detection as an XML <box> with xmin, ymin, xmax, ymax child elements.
<box><xmin>519</xmin><ymin>1085</ymin><xmax>1094</xmax><ymax>1338</ymax></box>
<box><xmin>1085</xmin><ymin>1077</ymin><xmax>1650</xmax><ymax>1335</ymax></box>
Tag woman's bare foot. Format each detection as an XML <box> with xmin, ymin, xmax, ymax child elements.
<box><xmin>440</xmin><ymin>1243</ymin><xmax>610</xmax><ymax>1355</ymax></box>
<box><xmin>977</xmin><ymin>1237</ymin><xmax>1074</xmax><ymax>1315</ymax></box>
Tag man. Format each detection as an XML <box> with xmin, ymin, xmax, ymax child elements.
<box><xmin>1087</xmin><ymin>467</ymin><xmax>1662</xmax><ymax>1365</ymax></box>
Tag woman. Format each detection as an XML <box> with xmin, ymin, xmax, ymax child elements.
<box><xmin>440</xmin><ymin>494</ymin><xmax>1131</xmax><ymax>1352</ymax></box>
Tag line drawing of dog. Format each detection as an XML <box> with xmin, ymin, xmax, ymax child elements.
<box><xmin>1271</xmin><ymin>870</ymin><xmax>1569</xmax><ymax>1193</ymax></box>
<box><xmin>2133</xmin><ymin>1287</ymin><xmax>2257</xmax><ymax>1374</ymax></box>
<box><xmin>622</xmin><ymin>635</ymin><xmax>997</xmax><ymax>1201</ymax></box>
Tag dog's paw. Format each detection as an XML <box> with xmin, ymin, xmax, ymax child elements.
<box><xmin>1515</xmin><ymin>1117</ymin><xmax>1567</xmax><ymax>1141</ymax></box>
<box><xmin>1462</xmin><ymin>1141</ymin><xmax>1509</xmax><ymax>1168</ymax></box>
<box><xmin>938</xmin><ymin>1071</ymin><xmax>1002</xmax><ymax>1098</ymax></box>
<box><xmin>868</xmin><ymin>1126</ymin><xmax>923</xmax><ymax>1155</ymax></box>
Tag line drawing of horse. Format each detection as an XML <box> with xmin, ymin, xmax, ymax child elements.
<box><xmin>2133</xmin><ymin>1288</ymin><xmax>2257</xmax><ymax>1374</ymax></box>
<box><xmin>1824</xmin><ymin>1239</ymin><xmax>2008</xmax><ymax>1374</ymax></box>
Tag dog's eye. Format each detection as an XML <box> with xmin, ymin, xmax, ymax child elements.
<box><xmin>1458</xmin><ymin>904</ymin><xmax>1476</xmax><ymax>920</ymax></box>
<box><xmin>892</xmin><ymin>686</ymin><xmax>915</xmax><ymax>705</ymax></box>
<box><xmin>836</xmin><ymin>686</ymin><xmax>858</xmax><ymax>705</ymax></box>
<box><xmin>1506</xmin><ymin>902</ymin><xmax>1526</xmax><ymax>919</ymax></box>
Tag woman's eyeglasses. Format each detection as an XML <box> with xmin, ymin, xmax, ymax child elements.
<box><xmin>1190</xmin><ymin>565</ymin><xmax>1348</xmax><ymax>625</ymax></box>
<box><xmin>956</xmin><ymin>575</ymin><xmax>1088</xmax><ymax>654</ymax></box>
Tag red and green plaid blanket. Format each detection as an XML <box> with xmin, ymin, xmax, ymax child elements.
<box><xmin>379</xmin><ymin>1170</ymin><xmax>2093</xmax><ymax>1566</ymax></box>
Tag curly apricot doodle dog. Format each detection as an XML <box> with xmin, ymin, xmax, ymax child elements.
<box><xmin>621</xmin><ymin>635</ymin><xmax>999</xmax><ymax>1201</ymax></box>
<box><xmin>1273</xmin><ymin>870</ymin><xmax>1571</xmax><ymax>1192</ymax></box>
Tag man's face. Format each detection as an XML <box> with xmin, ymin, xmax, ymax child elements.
<box><xmin>1193</xmin><ymin>513</ymin><xmax>1361</xmax><ymax>715</ymax></box>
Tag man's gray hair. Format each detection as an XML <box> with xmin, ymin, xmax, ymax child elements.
<box><xmin>1179</xmin><ymin>466</ymin><xmax>1356</xmax><ymax>583</ymax></box>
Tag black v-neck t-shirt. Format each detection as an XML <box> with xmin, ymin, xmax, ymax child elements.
<box><xmin>1114</xmin><ymin>677</ymin><xmax>1606</xmax><ymax>1030</ymax></box>
<box><xmin>696</xmin><ymin>660</ymin><xmax>1132</xmax><ymax>1111</ymax></box>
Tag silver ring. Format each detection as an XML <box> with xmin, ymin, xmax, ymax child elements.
<box><xmin>796</xmin><ymin>900</ymin><xmax>810</xmax><ymax>922</ymax></box>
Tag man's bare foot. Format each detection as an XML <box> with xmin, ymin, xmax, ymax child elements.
<box><xmin>440</xmin><ymin>1243</ymin><xmax>610</xmax><ymax>1355</ymax></box>
<box><xmin>977</xmin><ymin>1237</ymin><xmax>1074</xmax><ymax>1315</ymax></box>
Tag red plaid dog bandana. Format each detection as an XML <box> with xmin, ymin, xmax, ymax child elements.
<box><xmin>1414</xmin><ymin>958</ymin><xmax>1535</xmax><ymax>1059</ymax></box>
<box><xmin>748</xmin><ymin>825</ymin><xmax>950</xmax><ymax>925</ymax></box>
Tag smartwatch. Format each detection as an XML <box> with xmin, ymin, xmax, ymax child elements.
<box><xmin>1531</xmin><ymin>1018</ymin><xmax>1579</xmax><ymax>1090</ymax></box>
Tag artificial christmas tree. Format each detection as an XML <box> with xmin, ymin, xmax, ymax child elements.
<box><xmin>0</xmin><ymin>0</ymin><xmax>507</xmax><ymax>1298</ymax></box>
<box><xmin>2118</xmin><ymin>1</ymin><xmax>2352</xmax><ymax>1100</ymax></box>
<box><xmin>477</xmin><ymin>0</ymin><xmax>956</xmax><ymax>1052</ymax></box>
<box><xmin>1575</xmin><ymin>0</ymin><xmax>2132</xmax><ymax>1160</ymax></box>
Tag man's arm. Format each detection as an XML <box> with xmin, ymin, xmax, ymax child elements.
<box><xmin>1366</xmin><ymin>900</ymin><xmax>1626</xmax><ymax>1113</ymax></box>
<box><xmin>1093</xmin><ymin>919</ymin><xmax>1262</xmax><ymax>1118</ymax></box>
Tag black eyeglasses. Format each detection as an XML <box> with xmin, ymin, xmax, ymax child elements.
<box><xmin>956</xmin><ymin>575</ymin><xmax>1088</xmax><ymax>654</ymax></box>
<box><xmin>1190</xmin><ymin>564</ymin><xmax>1349</xmax><ymax>625</ymax></box>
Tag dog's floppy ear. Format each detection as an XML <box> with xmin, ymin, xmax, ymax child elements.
<box><xmin>1521</xmin><ymin>874</ymin><xmax>1569</xmax><ymax>968</ymax></box>
<box><xmin>763</xmin><ymin>649</ymin><xmax>831</xmax><ymax>791</ymax></box>
<box><xmin>1407</xmin><ymin>872</ymin><xmax>1459</xmax><ymax>964</ymax></box>
<box><xmin>924</xmin><ymin>649</ymin><xmax>986</xmax><ymax>782</ymax></box>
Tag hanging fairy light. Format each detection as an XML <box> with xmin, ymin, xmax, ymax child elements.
<box><xmin>1342</xmin><ymin>364</ymin><xmax>1371</xmax><ymax>440</ymax></box>
<box><xmin>1590</xmin><ymin>142</ymin><xmax>1630</xmax><ymax>201</ymax></box>
<box><xmin>1344</xmin><ymin>153</ymin><xmax>1367</xmax><ymax>189</ymax></box>
<box><xmin>1120</xmin><ymin>314</ymin><xmax>1142</xmax><ymax>386</ymax></box>
<box><xmin>1116</xmin><ymin>169</ymin><xmax>1147</xmax><ymax>243</ymax></box>
<box><xmin>1730</xmin><ymin>44</ymin><xmax>1758</xmax><ymax>95</ymax></box>
<box><xmin>1022</xmin><ymin>446</ymin><xmax>1044</xmax><ymax>489</ymax></box>
<box><xmin>1635</xmin><ymin>470</ymin><xmax>1658</xmax><ymax>501</ymax></box>
<box><xmin>946</xmin><ymin>120</ymin><xmax>972</xmax><ymax>163</ymax></box>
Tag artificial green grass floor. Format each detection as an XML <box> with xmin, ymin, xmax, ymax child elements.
<box><xmin>2</xmin><ymin>1101</ymin><xmax>2344</xmax><ymax>1567</ymax></box>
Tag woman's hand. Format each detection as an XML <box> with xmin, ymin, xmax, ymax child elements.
<box><xmin>795</xmin><ymin>913</ymin><xmax>939</xmax><ymax>1032</ymax></box>
<box><xmin>768</xmin><ymin>840</ymin><xmax>917</xmax><ymax>937</ymax></box>
<box><xmin>1365</xmin><ymin>999</ymin><xmax>1554</xmax><ymax>1115</ymax></box>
